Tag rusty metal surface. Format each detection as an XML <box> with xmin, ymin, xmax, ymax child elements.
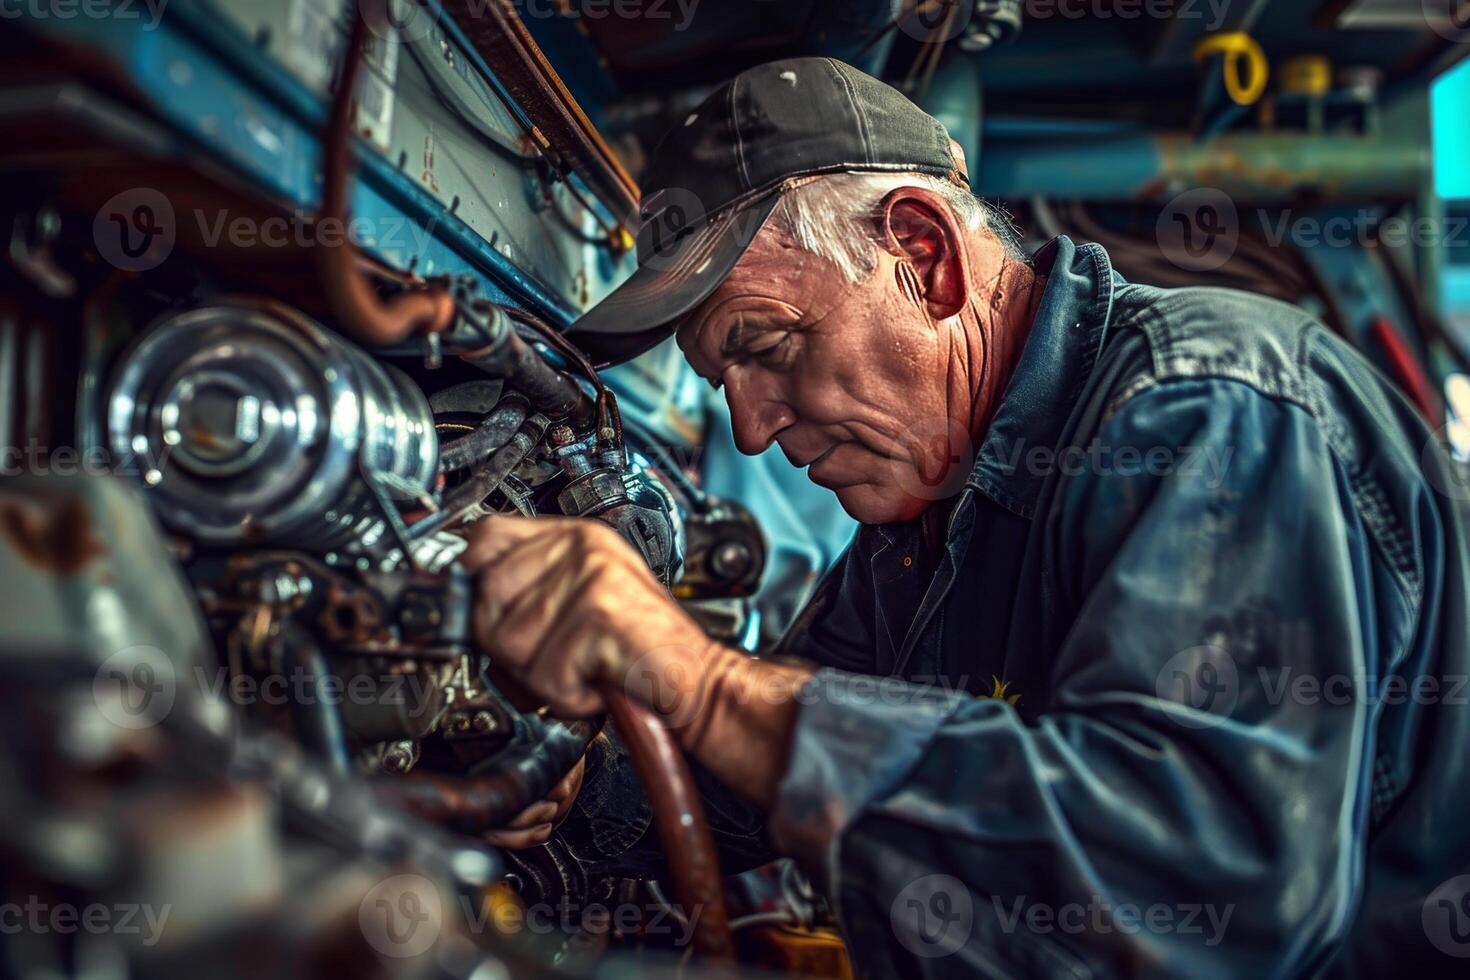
<box><xmin>0</xmin><ymin>491</ymin><xmax>105</xmax><ymax>577</ymax></box>
<box><xmin>376</xmin><ymin>722</ymin><xmax>586</xmax><ymax>833</ymax></box>
<box><xmin>0</xmin><ymin>474</ymin><xmax>213</xmax><ymax>675</ymax></box>
<box><xmin>442</xmin><ymin>0</ymin><xmax>640</xmax><ymax>223</ymax></box>
<box><xmin>319</xmin><ymin>5</ymin><xmax>456</xmax><ymax>347</ymax></box>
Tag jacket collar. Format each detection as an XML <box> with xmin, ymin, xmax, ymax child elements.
<box><xmin>967</xmin><ymin>236</ymin><xmax>1118</xmax><ymax>519</ymax></box>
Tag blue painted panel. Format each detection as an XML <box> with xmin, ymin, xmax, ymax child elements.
<box><xmin>15</xmin><ymin>0</ymin><xmax>600</xmax><ymax>324</ymax></box>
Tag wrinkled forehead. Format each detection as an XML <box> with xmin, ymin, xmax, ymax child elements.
<box><xmin>673</xmin><ymin>219</ymin><xmax>820</xmax><ymax>351</ymax></box>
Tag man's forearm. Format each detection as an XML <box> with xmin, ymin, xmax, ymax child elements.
<box><xmin>654</xmin><ymin>643</ymin><xmax>814</xmax><ymax>809</ymax></box>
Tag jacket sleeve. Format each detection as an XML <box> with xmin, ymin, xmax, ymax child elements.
<box><xmin>768</xmin><ymin>378</ymin><xmax>1393</xmax><ymax>979</ymax></box>
<box><xmin>559</xmin><ymin>535</ymin><xmax>885</xmax><ymax>880</ymax></box>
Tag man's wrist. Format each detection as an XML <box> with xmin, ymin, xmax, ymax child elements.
<box><xmin>618</xmin><ymin>627</ymin><xmax>814</xmax><ymax>806</ymax></box>
<box><xmin>677</xmin><ymin>645</ymin><xmax>815</xmax><ymax>808</ymax></box>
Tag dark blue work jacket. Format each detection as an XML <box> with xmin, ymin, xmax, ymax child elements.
<box><xmin>761</xmin><ymin>237</ymin><xmax>1470</xmax><ymax>979</ymax></box>
<box><xmin>564</xmin><ymin>236</ymin><xmax>1470</xmax><ymax>979</ymax></box>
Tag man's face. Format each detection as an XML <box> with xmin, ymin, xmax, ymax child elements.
<box><xmin>677</xmin><ymin>218</ymin><xmax>970</xmax><ymax>524</ymax></box>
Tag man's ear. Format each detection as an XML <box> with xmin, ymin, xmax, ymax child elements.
<box><xmin>877</xmin><ymin>186</ymin><xmax>970</xmax><ymax>320</ymax></box>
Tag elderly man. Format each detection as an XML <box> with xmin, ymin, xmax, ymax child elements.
<box><xmin>465</xmin><ymin>58</ymin><xmax>1470</xmax><ymax>976</ymax></box>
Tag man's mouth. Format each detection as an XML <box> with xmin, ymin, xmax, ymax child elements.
<box><xmin>796</xmin><ymin>445</ymin><xmax>838</xmax><ymax>470</ymax></box>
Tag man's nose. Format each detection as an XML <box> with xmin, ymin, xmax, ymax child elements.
<box><xmin>724</xmin><ymin>371</ymin><xmax>794</xmax><ymax>456</ymax></box>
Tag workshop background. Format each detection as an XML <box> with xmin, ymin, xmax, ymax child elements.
<box><xmin>1</xmin><ymin>1</ymin><xmax>1468</xmax><ymax>978</ymax></box>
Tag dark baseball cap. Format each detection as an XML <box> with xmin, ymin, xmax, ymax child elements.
<box><xmin>569</xmin><ymin>57</ymin><xmax>968</xmax><ymax>365</ymax></box>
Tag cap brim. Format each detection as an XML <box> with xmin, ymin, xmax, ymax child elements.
<box><xmin>569</xmin><ymin>193</ymin><xmax>781</xmax><ymax>366</ymax></box>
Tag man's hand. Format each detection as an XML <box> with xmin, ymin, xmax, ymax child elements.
<box><xmin>463</xmin><ymin>514</ymin><xmax>814</xmax><ymax>808</ymax></box>
<box><xmin>482</xmin><ymin>755</ymin><xmax>585</xmax><ymax>849</ymax></box>
<box><xmin>463</xmin><ymin>515</ymin><xmax>716</xmax><ymax>719</ymax></box>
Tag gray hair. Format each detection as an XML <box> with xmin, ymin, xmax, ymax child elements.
<box><xmin>765</xmin><ymin>172</ymin><xmax>1023</xmax><ymax>285</ymax></box>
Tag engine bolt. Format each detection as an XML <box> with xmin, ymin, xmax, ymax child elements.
<box><xmin>472</xmin><ymin>711</ymin><xmax>496</xmax><ymax>733</ymax></box>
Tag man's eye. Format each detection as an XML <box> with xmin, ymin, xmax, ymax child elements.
<box><xmin>751</xmin><ymin>335</ymin><xmax>793</xmax><ymax>368</ymax></box>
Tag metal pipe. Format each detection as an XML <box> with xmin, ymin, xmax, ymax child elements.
<box><xmin>277</xmin><ymin>624</ymin><xmax>351</xmax><ymax>774</ymax></box>
<box><xmin>921</xmin><ymin>53</ymin><xmax>982</xmax><ymax>190</ymax></box>
<box><xmin>375</xmin><ymin>724</ymin><xmax>586</xmax><ymax>833</ymax></box>
<box><xmin>977</xmin><ymin>132</ymin><xmax>1429</xmax><ymax>203</ymax></box>
<box><xmin>318</xmin><ymin>3</ymin><xmax>456</xmax><ymax>346</ymax></box>
<box><xmin>438</xmin><ymin>398</ymin><xmax>531</xmax><ymax>474</ymax></box>
<box><xmin>600</xmin><ymin>685</ymin><xmax>734</xmax><ymax>963</ymax></box>
<box><xmin>457</xmin><ymin>308</ymin><xmax>595</xmax><ymax>426</ymax></box>
<box><xmin>410</xmin><ymin>415</ymin><xmax>549</xmax><ymax>538</ymax></box>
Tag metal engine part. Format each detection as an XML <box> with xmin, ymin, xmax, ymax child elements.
<box><xmin>549</xmin><ymin>425</ymin><xmax>683</xmax><ymax>585</ymax></box>
<box><xmin>106</xmin><ymin>301</ymin><xmax>438</xmax><ymax>549</ymax></box>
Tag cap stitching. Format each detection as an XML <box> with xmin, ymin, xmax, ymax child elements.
<box><xmin>825</xmin><ymin>58</ymin><xmax>873</xmax><ymax>166</ymax></box>
<box><xmin>729</xmin><ymin>76</ymin><xmax>753</xmax><ymax>192</ymax></box>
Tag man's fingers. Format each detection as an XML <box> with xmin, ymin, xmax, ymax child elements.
<box><xmin>547</xmin><ymin>760</ymin><xmax>584</xmax><ymax>803</ymax></box>
<box><xmin>483</xmin><ymin>823</ymin><xmax>554</xmax><ymax>849</ymax></box>
<box><xmin>473</xmin><ymin>537</ymin><xmax>585</xmax><ymax>662</ymax></box>
<box><xmin>461</xmin><ymin>514</ymin><xmax>561</xmax><ymax>570</ymax></box>
<box><xmin>500</xmin><ymin>799</ymin><xmax>559</xmax><ymax>830</ymax></box>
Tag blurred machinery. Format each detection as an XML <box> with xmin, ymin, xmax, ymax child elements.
<box><xmin>2</xmin><ymin>1</ymin><xmax>1469</xmax><ymax>978</ymax></box>
<box><xmin>0</xmin><ymin>1</ymin><xmax>782</xmax><ymax>975</ymax></box>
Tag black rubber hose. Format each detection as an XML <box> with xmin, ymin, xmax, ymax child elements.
<box><xmin>374</xmin><ymin>722</ymin><xmax>586</xmax><ymax>833</ymax></box>
<box><xmin>277</xmin><ymin>624</ymin><xmax>351</xmax><ymax>774</ymax></box>
<box><xmin>438</xmin><ymin>398</ymin><xmax>530</xmax><ymax>474</ymax></box>
<box><xmin>456</xmin><ymin>308</ymin><xmax>595</xmax><ymax>427</ymax></box>
<box><xmin>410</xmin><ymin>416</ymin><xmax>549</xmax><ymax>538</ymax></box>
